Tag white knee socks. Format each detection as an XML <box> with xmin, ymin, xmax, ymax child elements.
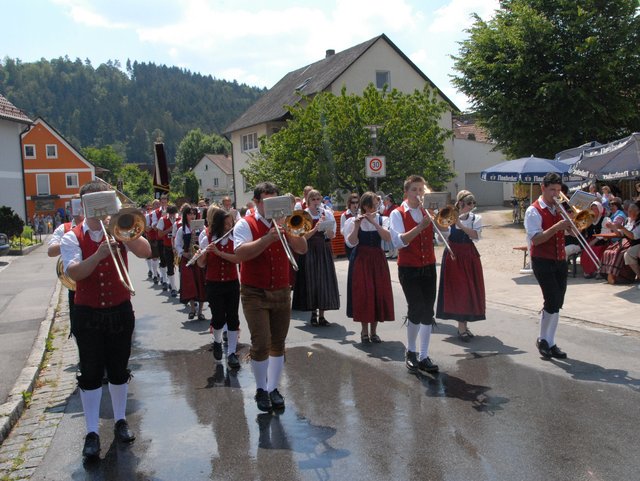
<box><xmin>267</xmin><ymin>355</ymin><xmax>285</xmax><ymax>393</ymax></box>
<box><xmin>227</xmin><ymin>330</ymin><xmax>239</xmax><ymax>355</ymax></box>
<box><xmin>419</xmin><ymin>324</ymin><xmax>433</xmax><ymax>361</ymax></box>
<box><xmin>407</xmin><ymin>321</ymin><xmax>420</xmax><ymax>352</ymax></box>
<box><xmin>251</xmin><ymin>359</ymin><xmax>268</xmax><ymax>391</ymax></box>
<box><xmin>213</xmin><ymin>328</ymin><xmax>223</xmax><ymax>343</ymax></box>
<box><xmin>80</xmin><ymin>387</ymin><xmax>102</xmax><ymax>434</ymax></box>
<box><xmin>108</xmin><ymin>382</ymin><xmax>128</xmax><ymax>422</ymax></box>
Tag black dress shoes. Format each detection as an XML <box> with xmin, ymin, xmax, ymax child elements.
<box><xmin>114</xmin><ymin>419</ymin><xmax>135</xmax><ymax>443</ymax></box>
<box><xmin>213</xmin><ymin>341</ymin><xmax>223</xmax><ymax>361</ymax></box>
<box><xmin>269</xmin><ymin>389</ymin><xmax>285</xmax><ymax>410</ymax></box>
<box><xmin>82</xmin><ymin>432</ymin><xmax>100</xmax><ymax>458</ymax></box>
<box><xmin>227</xmin><ymin>352</ymin><xmax>240</xmax><ymax>369</ymax></box>
<box><xmin>405</xmin><ymin>351</ymin><xmax>419</xmax><ymax>371</ymax></box>
<box><xmin>536</xmin><ymin>339</ymin><xmax>552</xmax><ymax>358</ymax></box>
<box><xmin>255</xmin><ymin>388</ymin><xmax>272</xmax><ymax>412</ymax></box>
<box><xmin>549</xmin><ymin>344</ymin><xmax>567</xmax><ymax>359</ymax></box>
<box><xmin>418</xmin><ymin>357</ymin><xmax>439</xmax><ymax>373</ymax></box>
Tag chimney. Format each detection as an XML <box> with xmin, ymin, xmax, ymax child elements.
<box><xmin>326</xmin><ymin>49</ymin><xmax>335</xmax><ymax>58</ymax></box>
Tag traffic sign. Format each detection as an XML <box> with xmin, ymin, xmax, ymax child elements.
<box><xmin>365</xmin><ymin>156</ymin><xmax>386</xmax><ymax>177</ymax></box>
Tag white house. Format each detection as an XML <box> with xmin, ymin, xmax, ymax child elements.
<box><xmin>0</xmin><ymin>93</ymin><xmax>33</xmax><ymax>221</ymax></box>
<box><xmin>224</xmin><ymin>33</ymin><xmax>458</xmax><ymax>207</ymax></box>
<box><xmin>192</xmin><ymin>154</ymin><xmax>234</xmax><ymax>205</ymax></box>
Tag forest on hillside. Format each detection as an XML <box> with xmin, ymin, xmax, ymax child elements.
<box><xmin>0</xmin><ymin>57</ymin><xmax>265</xmax><ymax>163</ymax></box>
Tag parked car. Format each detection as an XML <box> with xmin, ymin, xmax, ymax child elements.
<box><xmin>0</xmin><ymin>233</ymin><xmax>10</xmax><ymax>256</ymax></box>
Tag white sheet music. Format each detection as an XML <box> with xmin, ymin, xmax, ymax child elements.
<box><xmin>569</xmin><ymin>191</ymin><xmax>597</xmax><ymax>211</ymax></box>
<box><xmin>82</xmin><ymin>191</ymin><xmax>119</xmax><ymax>218</ymax></box>
<box><xmin>263</xmin><ymin>196</ymin><xmax>293</xmax><ymax>219</ymax></box>
<box><xmin>190</xmin><ymin>219</ymin><xmax>205</xmax><ymax>232</ymax></box>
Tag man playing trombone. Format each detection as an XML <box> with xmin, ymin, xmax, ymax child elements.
<box><xmin>60</xmin><ymin>180</ymin><xmax>151</xmax><ymax>459</ymax></box>
<box><xmin>233</xmin><ymin>182</ymin><xmax>307</xmax><ymax>412</ymax></box>
<box><xmin>524</xmin><ymin>172</ymin><xmax>572</xmax><ymax>360</ymax></box>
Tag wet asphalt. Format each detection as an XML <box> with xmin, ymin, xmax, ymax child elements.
<box><xmin>30</xmin><ymin>258</ymin><xmax>640</xmax><ymax>481</ymax></box>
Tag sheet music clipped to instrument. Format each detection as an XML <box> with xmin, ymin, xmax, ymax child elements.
<box><xmin>82</xmin><ymin>191</ymin><xmax>119</xmax><ymax>219</ymax></box>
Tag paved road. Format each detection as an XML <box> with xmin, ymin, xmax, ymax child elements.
<box><xmin>23</xmin><ymin>256</ymin><xmax>640</xmax><ymax>481</ymax></box>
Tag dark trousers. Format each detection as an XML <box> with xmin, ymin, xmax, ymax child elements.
<box><xmin>160</xmin><ymin>244</ymin><xmax>175</xmax><ymax>276</ymax></box>
<box><xmin>72</xmin><ymin>301</ymin><xmax>135</xmax><ymax>390</ymax></box>
<box><xmin>207</xmin><ymin>280</ymin><xmax>240</xmax><ymax>331</ymax></box>
<box><xmin>532</xmin><ymin>257</ymin><xmax>568</xmax><ymax>314</ymax></box>
<box><xmin>398</xmin><ymin>264</ymin><xmax>437</xmax><ymax>325</ymax></box>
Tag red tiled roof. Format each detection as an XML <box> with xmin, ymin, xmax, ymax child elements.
<box><xmin>204</xmin><ymin>154</ymin><xmax>233</xmax><ymax>175</ymax></box>
<box><xmin>453</xmin><ymin>119</ymin><xmax>491</xmax><ymax>143</ymax></box>
<box><xmin>0</xmin><ymin>93</ymin><xmax>32</xmax><ymax>124</ymax></box>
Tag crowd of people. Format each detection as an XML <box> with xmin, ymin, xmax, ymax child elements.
<box><xmin>46</xmin><ymin>174</ymin><xmax>640</xmax><ymax>461</ymax></box>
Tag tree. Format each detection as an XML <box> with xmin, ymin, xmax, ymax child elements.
<box><xmin>0</xmin><ymin>206</ymin><xmax>25</xmax><ymax>238</ymax></box>
<box><xmin>242</xmin><ymin>85</ymin><xmax>454</xmax><ymax>196</ymax></box>
<box><xmin>82</xmin><ymin>145</ymin><xmax>124</xmax><ymax>184</ymax></box>
<box><xmin>175</xmin><ymin>129</ymin><xmax>230</xmax><ymax>173</ymax></box>
<box><xmin>169</xmin><ymin>169</ymin><xmax>199</xmax><ymax>204</ymax></box>
<box><xmin>119</xmin><ymin>164</ymin><xmax>153</xmax><ymax>206</ymax></box>
<box><xmin>452</xmin><ymin>0</ymin><xmax>640</xmax><ymax>159</ymax></box>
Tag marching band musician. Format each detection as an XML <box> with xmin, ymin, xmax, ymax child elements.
<box><xmin>197</xmin><ymin>206</ymin><xmax>241</xmax><ymax>368</ymax></box>
<box><xmin>175</xmin><ymin>203</ymin><xmax>206</xmax><ymax>320</ymax></box>
<box><xmin>145</xmin><ymin>199</ymin><xmax>161</xmax><ymax>283</ymax></box>
<box><xmin>340</xmin><ymin>193</ymin><xmax>360</xmax><ymax>258</ymax></box>
<box><xmin>292</xmin><ymin>189</ymin><xmax>340</xmax><ymax>326</ymax></box>
<box><xmin>233</xmin><ymin>182</ymin><xmax>308</xmax><ymax>412</ymax></box>
<box><xmin>436</xmin><ymin>190</ymin><xmax>486</xmax><ymax>341</ymax></box>
<box><xmin>389</xmin><ymin>175</ymin><xmax>440</xmax><ymax>374</ymax></box>
<box><xmin>156</xmin><ymin>204</ymin><xmax>179</xmax><ymax>297</ymax></box>
<box><xmin>60</xmin><ymin>180</ymin><xmax>151</xmax><ymax>459</ymax></box>
<box><xmin>151</xmin><ymin>194</ymin><xmax>169</xmax><ymax>286</ymax></box>
<box><xmin>524</xmin><ymin>172</ymin><xmax>572</xmax><ymax>359</ymax></box>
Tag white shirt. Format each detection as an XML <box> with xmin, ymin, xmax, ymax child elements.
<box><xmin>340</xmin><ymin>210</ymin><xmax>358</xmax><ymax>236</ymax></box>
<box><xmin>60</xmin><ymin>222</ymin><xmax>106</xmax><ymax>272</ymax></box>
<box><xmin>156</xmin><ymin>216</ymin><xmax>177</xmax><ymax>241</ymax></box>
<box><xmin>174</xmin><ymin>225</ymin><xmax>192</xmax><ymax>256</ymax></box>
<box><xmin>308</xmin><ymin>206</ymin><xmax>336</xmax><ymax>238</ymax></box>
<box><xmin>48</xmin><ymin>220</ymin><xmax>79</xmax><ymax>247</ymax></box>
<box><xmin>342</xmin><ymin>214</ymin><xmax>389</xmax><ymax>248</ymax></box>
<box><xmin>524</xmin><ymin>197</ymin><xmax>556</xmax><ymax>245</ymax></box>
<box><xmin>233</xmin><ymin>211</ymin><xmax>272</xmax><ymax>249</ymax></box>
<box><xmin>443</xmin><ymin>212</ymin><xmax>483</xmax><ymax>242</ymax></box>
<box><xmin>389</xmin><ymin>201</ymin><xmax>426</xmax><ymax>248</ymax></box>
<box><xmin>199</xmin><ymin>229</ymin><xmax>233</xmax><ymax>250</ymax></box>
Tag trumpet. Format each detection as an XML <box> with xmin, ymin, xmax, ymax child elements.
<box><xmin>186</xmin><ymin>227</ymin><xmax>234</xmax><ymax>267</ymax></box>
<box><xmin>554</xmin><ymin>192</ymin><xmax>601</xmax><ymax>269</ymax></box>
<box><xmin>419</xmin><ymin>196</ymin><xmax>457</xmax><ymax>261</ymax></box>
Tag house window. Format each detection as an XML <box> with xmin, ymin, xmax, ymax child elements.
<box><xmin>24</xmin><ymin>144</ymin><xmax>36</xmax><ymax>159</ymax></box>
<box><xmin>46</xmin><ymin>144</ymin><xmax>58</xmax><ymax>159</ymax></box>
<box><xmin>241</xmin><ymin>132</ymin><xmax>258</xmax><ymax>152</ymax></box>
<box><xmin>198</xmin><ymin>179</ymin><xmax>202</xmax><ymax>186</ymax></box>
<box><xmin>36</xmin><ymin>174</ymin><xmax>50</xmax><ymax>196</ymax></box>
<box><xmin>376</xmin><ymin>70</ymin><xmax>390</xmax><ymax>90</ymax></box>
<box><xmin>205</xmin><ymin>164</ymin><xmax>208</xmax><ymax>170</ymax></box>
<box><xmin>66</xmin><ymin>173</ymin><xmax>79</xmax><ymax>189</ymax></box>
<box><xmin>214</xmin><ymin>178</ymin><xmax>219</xmax><ymax>187</ymax></box>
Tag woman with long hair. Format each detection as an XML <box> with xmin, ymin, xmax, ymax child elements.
<box><xmin>175</xmin><ymin>203</ymin><xmax>206</xmax><ymax>320</ymax></box>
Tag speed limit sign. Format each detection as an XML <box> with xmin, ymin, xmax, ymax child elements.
<box><xmin>365</xmin><ymin>156</ymin><xmax>386</xmax><ymax>177</ymax></box>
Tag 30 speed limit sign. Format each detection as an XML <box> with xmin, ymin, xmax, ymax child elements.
<box><xmin>365</xmin><ymin>156</ymin><xmax>386</xmax><ymax>178</ymax></box>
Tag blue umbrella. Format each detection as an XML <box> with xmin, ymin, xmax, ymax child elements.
<box><xmin>554</xmin><ymin>141</ymin><xmax>601</xmax><ymax>164</ymax></box>
<box><xmin>481</xmin><ymin>155</ymin><xmax>574</xmax><ymax>183</ymax></box>
<box><xmin>569</xmin><ymin>133</ymin><xmax>640</xmax><ymax>180</ymax></box>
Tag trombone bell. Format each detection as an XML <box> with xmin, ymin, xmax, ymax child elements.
<box><xmin>56</xmin><ymin>257</ymin><xmax>76</xmax><ymax>291</ymax></box>
<box><xmin>109</xmin><ymin>208</ymin><xmax>146</xmax><ymax>241</ymax></box>
<box><xmin>285</xmin><ymin>210</ymin><xmax>313</xmax><ymax>236</ymax></box>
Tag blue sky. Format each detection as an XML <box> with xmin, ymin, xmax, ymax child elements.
<box><xmin>2</xmin><ymin>0</ymin><xmax>499</xmax><ymax>111</ymax></box>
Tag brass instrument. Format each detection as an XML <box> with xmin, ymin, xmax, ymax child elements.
<box><xmin>186</xmin><ymin>227</ymin><xmax>234</xmax><ymax>267</ymax></box>
<box><xmin>284</xmin><ymin>210</ymin><xmax>313</xmax><ymax>236</ymax></box>
<box><xmin>434</xmin><ymin>205</ymin><xmax>459</xmax><ymax>229</ymax></box>
<box><xmin>554</xmin><ymin>192</ymin><xmax>601</xmax><ymax>269</ymax></box>
<box><xmin>419</xmin><ymin>196</ymin><xmax>457</xmax><ymax>261</ymax></box>
<box><xmin>56</xmin><ymin>257</ymin><xmax>76</xmax><ymax>291</ymax></box>
<box><xmin>263</xmin><ymin>196</ymin><xmax>312</xmax><ymax>271</ymax></box>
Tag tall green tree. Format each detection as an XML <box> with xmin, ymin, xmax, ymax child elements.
<box><xmin>119</xmin><ymin>164</ymin><xmax>153</xmax><ymax>206</ymax></box>
<box><xmin>242</xmin><ymin>85</ymin><xmax>453</xmax><ymax>196</ymax></box>
<box><xmin>452</xmin><ymin>0</ymin><xmax>640</xmax><ymax>159</ymax></box>
<box><xmin>174</xmin><ymin>128</ymin><xmax>231</xmax><ymax>173</ymax></box>
<box><xmin>82</xmin><ymin>145</ymin><xmax>124</xmax><ymax>184</ymax></box>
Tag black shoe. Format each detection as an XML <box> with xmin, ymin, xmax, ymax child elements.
<box><xmin>458</xmin><ymin>330</ymin><xmax>472</xmax><ymax>342</ymax></box>
<box><xmin>536</xmin><ymin>339</ymin><xmax>552</xmax><ymax>359</ymax></box>
<box><xmin>418</xmin><ymin>357</ymin><xmax>439</xmax><ymax>373</ymax></box>
<box><xmin>255</xmin><ymin>388</ymin><xmax>272</xmax><ymax>412</ymax></box>
<box><xmin>170</xmin><ymin>289</ymin><xmax>178</xmax><ymax>298</ymax></box>
<box><xmin>153</xmin><ymin>276</ymin><xmax>159</xmax><ymax>285</ymax></box>
<box><xmin>82</xmin><ymin>432</ymin><xmax>100</xmax><ymax>458</ymax></box>
<box><xmin>162</xmin><ymin>282</ymin><xmax>168</xmax><ymax>291</ymax></box>
<box><xmin>549</xmin><ymin>344</ymin><xmax>567</xmax><ymax>359</ymax></box>
<box><xmin>213</xmin><ymin>341</ymin><xmax>223</xmax><ymax>361</ymax></box>
<box><xmin>227</xmin><ymin>352</ymin><xmax>240</xmax><ymax>369</ymax></box>
<box><xmin>318</xmin><ymin>316</ymin><xmax>330</xmax><ymax>327</ymax></box>
<box><xmin>405</xmin><ymin>351</ymin><xmax>419</xmax><ymax>371</ymax></box>
<box><xmin>310</xmin><ymin>312</ymin><xmax>318</xmax><ymax>326</ymax></box>
<box><xmin>114</xmin><ymin>419</ymin><xmax>135</xmax><ymax>443</ymax></box>
<box><xmin>269</xmin><ymin>389</ymin><xmax>285</xmax><ymax>410</ymax></box>
<box><xmin>188</xmin><ymin>311</ymin><xmax>195</xmax><ymax>320</ymax></box>
<box><xmin>147</xmin><ymin>270</ymin><xmax>152</xmax><ymax>278</ymax></box>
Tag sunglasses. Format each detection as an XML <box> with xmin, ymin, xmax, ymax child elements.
<box><xmin>350</xmin><ymin>201</ymin><xmax>359</xmax><ymax>204</ymax></box>
<box><xmin>466</xmin><ymin>201</ymin><xmax>476</xmax><ymax>206</ymax></box>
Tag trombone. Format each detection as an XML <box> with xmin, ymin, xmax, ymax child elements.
<box><xmin>263</xmin><ymin>196</ymin><xmax>312</xmax><ymax>271</ymax></box>
<box><xmin>419</xmin><ymin>196</ymin><xmax>457</xmax><ymax>261</ymax></box>
<box><xmin>554</xmin><ymin>192</ymin><xmax>601</xmax><ymax>269</ymax></box>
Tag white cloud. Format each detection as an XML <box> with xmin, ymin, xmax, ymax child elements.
<box><xmin>428</xmin><ymin>0</ymin><xmax>499</xmax><ymax>33</ymax></box>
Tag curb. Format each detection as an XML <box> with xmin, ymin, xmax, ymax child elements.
<box><xmin>0</xmin><ymin>279</ymin><xmax>62</xmax><ymax>445</ymax></box>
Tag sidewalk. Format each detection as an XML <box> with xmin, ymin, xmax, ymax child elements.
<box><xmin>0</xmin><ymin>241</ymin><xmax>60</xmax><ymax>444</ymax></box>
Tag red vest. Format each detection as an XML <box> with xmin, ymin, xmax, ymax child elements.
<box><xmin>63</xmin><ymin>222</ymin><xmax>73</xmax><ymax>234</ymax></box>
<box><xmin>396</xmin><ymin>205</ymin><xmax>436</xmax><ymax>267</ymax></box>
<box><xmin>146</xmin><ymin>211</ymin><xmax>157</xmax><ymax>241</ymax></box>
<box><xmin>159</xmin><ymin>215</ymin><xmax>175</xmax><ymax>247</ymax></box>
<box><xmin>240</xmin><ymin>215</ymin><xmax>289</xmax><ymax>289</ymax></box>
<box><xmin>530</xmin><ymin>200</ymin><xmax>565</xmax><ymax>261</ymax></box>
<box><xmin>205</xmin><ymin>233</ymin><xmax>239</xmax><ymax>282</ymax></box>
<box><xmin>72</xmin><ymin>225</ymin><xmax>130</xmax><ymax>308</ymax></box>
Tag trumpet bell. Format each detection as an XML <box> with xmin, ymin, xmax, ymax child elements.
<box><xmin>285</xmin><ymin>210</ymin><xmax>313</xmax><ymax>236</ymax></box>
<box><xmin>110</xmin><ymin>208</ymin><xmax>146</xmax><ymax>241</ymax></box>
<box><xmin>56</xmin><ymin>257</ymin><xmax>76</xmax><ymax>291</ymax></box>
<box><xmin>435</xmin><ymin>205</ymin><xmax>459</xmax><ymax>229</ymax></box>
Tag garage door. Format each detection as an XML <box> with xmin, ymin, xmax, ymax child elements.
<box><xmin>465</xmin><ymin>173</ymin><xmax>504</xmax><ymax>206</ymax></box>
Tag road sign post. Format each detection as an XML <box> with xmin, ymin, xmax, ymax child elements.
<box><xmin>366</xmin><ymin>156</ymin><xmax>386</xmax><ymax>191</ymax></box>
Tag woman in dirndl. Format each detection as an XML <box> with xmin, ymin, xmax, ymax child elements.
<box><xmin>436</xmin><ymin>190</ymin><xmax>486</xmax><ymax>341</ymax></box>
<box><xmin>344</xmin><ymin>191</ymin><xmax>394</xmax><ymax>343</ymax></box>
<box><xmin>599</xmin><ymin>201</ymin><xmax>640</xmax><ymax>284</ymax></box>
<box><xmin>292</xmin><ymin>189</ymin><xmax>340</xmax><ymax>326</ymax></box>
<box><xmin>176</xmin><ymin>203</ymin><xmax>207</xmax><ymax>320</ymax></box>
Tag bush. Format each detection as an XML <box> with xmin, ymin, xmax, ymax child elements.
<box><xmin>22</xmin><ymin>226</ymin><xmax>34</xmax><ymax>238</ymax></box>
<box><xmin>0</xmin><ymin>206</ymin><xmax>24</xmax><ymax>238</ymax></box>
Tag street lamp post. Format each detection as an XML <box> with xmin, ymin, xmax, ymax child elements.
<box><xmin>365</xmin><ymin>125</ymin><xmax>384</xmax><ymax>192</ymax></box>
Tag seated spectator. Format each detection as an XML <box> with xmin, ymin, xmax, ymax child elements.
<box><xmin>634</xmin><ymin>182</ymin><xmax>640</xmax><ymax>202</ymax></box>
<box><xmin>599</xmin><ymin>201</ymin><xmax>640</xmax><ymax>284</ymax></box>
<box><xmin>600</xmin><ymin>185</ymin><xmax>613</xmax><ymax>214</ymax></box>
<box><xmin>581</xmin><ymin>201</ymin><xmax>606</xmax><ymax>278</ymax></box>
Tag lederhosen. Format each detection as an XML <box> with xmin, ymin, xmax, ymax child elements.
<box><xmin>530</xmin><ymin>200</ymin><xmax>567</xmax><ymax>314</ymax></box>
<box><xmin>206</xmin><ymin>231</ymin><xmax>240</xmax><ymax>331</ymax></box>
<box><xmin>159</xmin><ymin>214</ymin><xmax>176</xmax><ymax>276</ymax></box>
<box><xmin>71</xmin><ymin>225</ymin><xmax>134</xmax><ymax>390</ymax></box>
<box><xmin>396</xmin><ymin>205</ymin><xmax>437</xmax><ymax>325</ymax></box>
